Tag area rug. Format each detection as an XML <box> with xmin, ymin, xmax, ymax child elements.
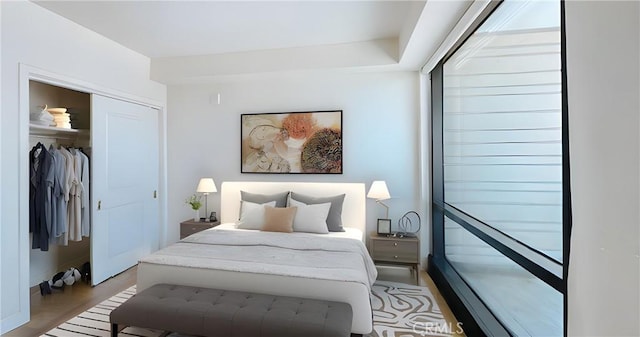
<box><xmin>368</xmin><ymin>281</ymin><xmax>456</xmax><ymax>337</ymax></box>
<box><xmin>41</xmin><ymin>281</ymin><xmax>455</xmax><ymax>337</ymax></box>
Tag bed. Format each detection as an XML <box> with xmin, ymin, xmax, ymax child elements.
<box><xmin>137</xmin><ymin>181</ymin><xmax>376</xmax><ymax>334</ymax></box>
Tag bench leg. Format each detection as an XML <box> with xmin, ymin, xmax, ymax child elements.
<box><xmin>350</xmin><ymin>334</ymin><xmax>363</xmax><ymax>337</ymax></box>
<box><xmin>111</xmin><ymin>323</ymin><xmax>118</xmax><ymax>337</ymax></box>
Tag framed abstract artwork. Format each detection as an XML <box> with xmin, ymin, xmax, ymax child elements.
<box><xmin>241</xmin><ymin>110</ymin><xmax>343</xmax><ymax>174</ymax></box>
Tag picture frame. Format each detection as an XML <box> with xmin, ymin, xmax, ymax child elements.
<box><xmin>241</xmin><ymin>110</ymin><xmax>343</xmax><ymax>174</ymax></box>
<box><xmin>377</xmin><ymin>219</ymin><xmax>392</xmax><ymax>235</ymax></box>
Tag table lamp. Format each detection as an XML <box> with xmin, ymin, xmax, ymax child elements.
<box><xmin>196</xmin><ymin>178</ymin><xmax>217</xmax><ymax>222</ymax></box>
<box><xmin>367</xmin><ymin>180</ymin><xmax>391</xmax><ymax>219</ymax></box>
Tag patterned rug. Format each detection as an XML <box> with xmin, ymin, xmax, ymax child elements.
<box><xmin>41</xmin><ymin>281</ymin><xmax>455</xmax><ymax>337</ymax></box>
<box><xmin>369</xmin><ymin>281</ymin><xmax>456</xmax><ymax>337</ymax></box>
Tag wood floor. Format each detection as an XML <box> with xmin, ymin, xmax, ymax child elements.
<box><xmin>2</xmin><ymin>267</ymin><xmax>137</xmax><ymax>337</ymax></box>
<box><xmin>3</xmin><ymin>265</ymin><xmax>462</xmax><ymax>337</ymax></box>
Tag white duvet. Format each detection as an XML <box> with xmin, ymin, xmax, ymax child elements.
<box><xmin>139</xmin><ymin>228</ymin><xmax>378</xmax><ymax>288</ymax></box>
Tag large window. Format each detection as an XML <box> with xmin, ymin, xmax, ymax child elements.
<box><xmin>429</xmin><ymin>1</ymin><xmax>568</xmax><ymax>336</ymax></box>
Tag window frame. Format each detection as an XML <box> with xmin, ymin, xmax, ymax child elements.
<box><xmin>428</xmin><ymin>1</ymin><xmax>571</xmax><ymax>335</ymax></box>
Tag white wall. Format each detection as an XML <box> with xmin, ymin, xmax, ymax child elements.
<box><xmin>566</xmin><ymin>1</ymin><xmax>640</xmax><ymax>336</ymax></box>
<box><xmin>166</xmin><ymin>70</ymin><xmax>428</xmax><ymax>257</ymax></box>
<box><xmin>1</xmin><ymin>1</ymin><xmax>166</xmax><ymax>333</ymax></box>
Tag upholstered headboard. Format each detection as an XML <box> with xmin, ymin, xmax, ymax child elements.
<box><xmin>220</xmin><ymin>181</ymin><xmax>366</xmax><ymax>233</ymax></box>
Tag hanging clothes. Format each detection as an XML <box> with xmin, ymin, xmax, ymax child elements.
<box><xmin>68</xmin><ymin>148</ymin><xmax>82</xmax><ymax>242</ymax></box>
<box><xmin>49</xmin><ymin>145</ymin><xmax>68</xmax><ymax>243</ymax></box>
<box><xmin>77</xmin><ymin>150</ymin><xmax>91</xmax><ymax>237</ymax></box>
<box><xmin>44</xmin><ymin>147</ymin><xmax>55</xmax><ymax>244</ymax></box>
<box><xmin>58</xmin><ymin>147</ymin><xmax>75</xmax><ymax>246</ymax></box>
<box><xmin>30</xmin><ymin>143</ymin><xmax>90</xmax><ymax>250</ymax></box>
<box><xmin>29</xmin><ymin>143</ymin><xmax>53</xmax><ymax>251</ymax></box>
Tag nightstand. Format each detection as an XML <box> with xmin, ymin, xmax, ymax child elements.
<box><xmin>369</xmin><ymin>234</ymin><xmax>420</xmax><ymax>285</ymax></box>
<box><xmin>180</xmin><ymin>219</ymin><xmax>220</xmax><ymax>239</ymax></box>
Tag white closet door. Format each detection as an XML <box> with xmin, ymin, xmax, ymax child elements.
<box><xmin>91</xmin><ymin>94</ymin><xmax>159</xmax><ymax>285</ymax></box>
<box><xmin>144</xmin><ymin>103</ymin><xmax>160</xmax><ymax>252</ymax></box>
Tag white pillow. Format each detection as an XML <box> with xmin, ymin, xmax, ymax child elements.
<box><xmin>237</xmin><ymin>200</ymin><xmax>277</xmax><ymax>230</ymax></box>
<box><xmin>289</xmin><ymin>198</ymin><xmax>331</xmax><ymax>234</ymax></box>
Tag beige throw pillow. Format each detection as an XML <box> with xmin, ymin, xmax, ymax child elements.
<box><xmin>262</xmin><ymin>206</ymin><xmax>297</xmax><ymax>233</ymax></box>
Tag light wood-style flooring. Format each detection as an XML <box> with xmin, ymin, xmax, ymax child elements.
<box><xmin>3</xmin><ymin>267</ymin><xmax>137</xmax><ymax>337</ymax></box>
<box><xmin>3</xmin><ymin>265</ymin><xmax>462</xmax><ymax>337</ymax></box>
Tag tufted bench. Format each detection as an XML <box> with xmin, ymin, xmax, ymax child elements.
<box><xmin>110</xmin><ymin>283</ymin><xmax>354</xmax><ymax>337</ymax></box>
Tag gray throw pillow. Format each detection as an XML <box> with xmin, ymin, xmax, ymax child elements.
<box><xmin>239</xmin><ymin>191</ymin><xmax>290</xmax><ymax>219</ymax></box>
<box><xmin>290</xmin><ymin>192</ymin><xmax>346</xmax><ymax>232</ymax></box>
<box><xmin>241</xmin><ymin>191</ymin><xmax>289</xmax><ymax>207</ymax></box>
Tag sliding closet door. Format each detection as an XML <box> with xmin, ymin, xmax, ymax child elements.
<box><xmin>91</xmin><ymin>94</ymin><xmax>159</xmax><ymax>285</ymax></box>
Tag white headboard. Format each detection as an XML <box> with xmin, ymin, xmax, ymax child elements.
<box><xmin>220</xmin><ymin>181</ymin><xmax>366</xmax><ymax>233</ymax></box>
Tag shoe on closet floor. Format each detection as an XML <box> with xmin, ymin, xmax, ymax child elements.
<box><xmin>39</xmin><ymin>281</ymin><xmax>51</xmax><ymax>296</ymax></box>
<box><xmin>80</xmin><ymin>261</ymin><xmax>91</xmax><ymax>284</ymax></box>
<box><xmin>62</xmin><ymin>268</ymin><xmax>80</xmax><ymax>286</ymax></box>
<box><xmin>50</xmin><ymin>272</ymin><xmax>65</xmax><ymax>290</ymax></box>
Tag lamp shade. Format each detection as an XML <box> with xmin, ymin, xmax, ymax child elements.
<box><xmin>196</xmin><ymin>178</ymin><xmax>217</xmax><ymax>194</ymax></box>
<box><xmin>367</xmin><ymin>181</ymin><xmax>390</xmax><ymax>200</ymax></box>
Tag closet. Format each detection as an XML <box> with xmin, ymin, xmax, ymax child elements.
<box><xmin>28</xmin><ymin>80</ymin><xmax>92</xmax><ymax>287</ymax></box>
<box><xmin>28</xmin><ymin>80</ymin><xmax>160</xmax><ymax>287</ymax></box>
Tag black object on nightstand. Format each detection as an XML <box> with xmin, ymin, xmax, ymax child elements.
<box><xmin>180</xmin><ymin>219</ymin><xmax>220</xmax><ymax>239</ymax></box>
<box><xmin>369</xmin><ymin>233</ymin><xmax>420</xmax><ymax>285</ymax></box>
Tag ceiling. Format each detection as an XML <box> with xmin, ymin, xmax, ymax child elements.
<box><xmin>34</xmin><ymin>1</ymin><xmax>473</xmax><ymax>82</ymax></box>
<box><xmin>35</xmin><ymin>1</ymin><xmax>414</xmax><ymax>58</ymax></box>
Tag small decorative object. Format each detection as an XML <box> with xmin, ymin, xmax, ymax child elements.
<box><xmin>241</xmin><ymin>110</ymin><xmax>342</xmax><ymax>174</ymax></box>
<box><xmin>377</xmin><ymin>219</ymin><xmax>392</xmax><ymax>235</ymax></box>
<box><xmin>209</xmin><ymin>211</ymin><xmax>218</xmax><ymax>222</ymax></box>
<box><xmin>196</xmin><ymin>178</ymin><xmax>217</xmax><ymax>222</ymax></box>
<box><xmin>185</xmin><ymin>194</ymin><xmax>202</xmax><ymax>221</ymax></box>
<box><xmin>397</xmin><ymin>211</ymin><xmax>421</xmax><ymax>238</ymax></box>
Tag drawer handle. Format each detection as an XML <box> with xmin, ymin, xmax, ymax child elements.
<box><xmin>394</xmin><ymin>242</ymin><xmax>398</xmax><ymax>246</ymax></box>
<box><xmin>394</xmin><ymin>255</ymin><xmax>398</xmax><ymax>259</ymax></box>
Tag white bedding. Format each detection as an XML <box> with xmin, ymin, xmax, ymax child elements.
<box><xmin>137</xmin><ymin>228</ymin><xmax>376</xmax><ymax>333</ymax></box>
<box><xmin>141</xmin><ymin>227</ymin><xmax>376</xmax><ymax>288</ymax></box>
<box><xmin>138</xmin><ymin>181</ymin><xmax>374</xmax><ymax>334</ymax></box>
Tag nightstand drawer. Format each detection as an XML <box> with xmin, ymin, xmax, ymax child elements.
<box><xmin>180</xmin><ymin>220</ymin><xmax>219</xmax><ymax>239</ymax></box>
<box><xmin>371</xmin><ymin>239</ymin><xmax>418</xmax><ymax>263</ymax></box>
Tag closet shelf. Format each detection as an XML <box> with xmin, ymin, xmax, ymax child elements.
<box><xmin>30</xmin><ymin>124</ymin><xmax>88</xmax><ymax>137</ymax></box>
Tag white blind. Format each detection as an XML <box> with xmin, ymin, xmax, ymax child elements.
<box><xmin>443</xmin><ymin>24</ymin><xmax>562</xmax><ymax>261</ymax></box>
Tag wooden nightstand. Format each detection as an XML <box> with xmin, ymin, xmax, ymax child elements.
<box><xmin>369</xmin><ymin>234</ymin><xmax>420</xmax><ymax>285</ymax></box>
<box><xmin>180</xmin><ymin>219</ymin><xmax>220</xmax><ymax>239</ymax></box>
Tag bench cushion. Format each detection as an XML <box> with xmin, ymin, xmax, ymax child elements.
<box><xmin>110</xmin><ymin>284</ymin><xmax>353</xmax><ymax>337</ymax></box>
